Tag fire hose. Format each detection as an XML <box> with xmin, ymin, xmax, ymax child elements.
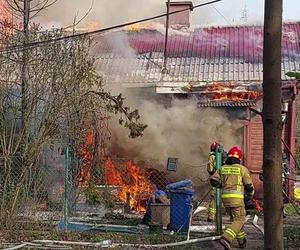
<box><xmin>252</xmin><ymin>214</ymin><xmax>264</xmax><ymax>235</ymax></box>
<box><xmin>3</xmin><ymin>237</ymin><xmax>223</xmax><ymax>249</ymax></box>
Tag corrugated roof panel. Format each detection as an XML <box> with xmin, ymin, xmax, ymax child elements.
<box><xmin>197</xmin><ymin>100</ymin><xmax>256</xmax><ymax>107</ymax></box>
<box><xmin>95</xmin><ymin>23</ymin><xmax>300</xmax><ymax>85</ymax></box>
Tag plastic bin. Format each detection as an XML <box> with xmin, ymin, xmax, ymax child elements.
<box><xmin>169</xmin><ymin>188</ymin><xmax>194</xmax><ymax>232</ymax></box>
<box><xmin>166</xmin><ymin>180</ymin><xmax>192</xmax><ymax>190</ymax></box>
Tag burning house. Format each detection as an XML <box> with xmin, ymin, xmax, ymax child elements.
<box><xmin>93</xmin><ymin>2</ymin><xmax>300</xmax><ymax>200</ymax></box>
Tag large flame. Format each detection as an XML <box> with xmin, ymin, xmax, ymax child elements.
<box><xmin>104</xmin><ymin>159</ymin><xmax>154</xmax><ymax>212</ymax></box>
<box><xmin>210</xmin><ymin>92</ymin><xmax>262</xmax><ymax>101</ymax></box>
<box><xmin>79</xmin><ymin>131</ymin><xmax>154</xmax><ymax>212</ymax></box>
<box><xmin>207</xmin><ymin>83</ymin><xmax>262</xmax><ymax>101</ymax></box>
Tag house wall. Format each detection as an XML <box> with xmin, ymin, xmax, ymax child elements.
<box><xmin>245</xmin><ymin>95</ymin><xmax>297</xmax><ymax>200</ymax></box>
<box><xmin>244</xmin><ymin>113</ymin><xmax>264</xmax><ymax>199</ymax></box>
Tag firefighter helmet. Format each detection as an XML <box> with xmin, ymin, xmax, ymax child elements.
<box><xmin>210</xmin><ymin>142</ymin><xmax>220</xmax><ymax>152</ymax></box>
<box><xmin>228</xmin><ymin>146</ymin><xmax>243</xmax><ymax>160</ymax></box>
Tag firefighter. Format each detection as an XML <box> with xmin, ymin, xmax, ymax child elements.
<box><xmin>210</xmin><ymin>146</ymin><xmax>254</xmax><ymax>250</ymax></box>
<box><xmin>206</xmin><ymin>142</ymin><xmax>220</xmax><ymax>222</ymax></box>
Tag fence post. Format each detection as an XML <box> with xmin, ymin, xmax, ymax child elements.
<box><xmin>215</xmin><ymin>146</ymin><xmax>223</xmax><ymax>235</ymax></box>
<box><xmin>63</xmin><ymin>145</ymin><xmax>70</xmax><ymax>232</ymax></box>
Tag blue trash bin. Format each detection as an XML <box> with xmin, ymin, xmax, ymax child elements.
<box><xmin>169</xmin><ymin>188</ymin><xmax>194</xmax><ymax>232</ymax></box>
<box><xmin>166</xmin><ymin>180</ymin><xmax>192</xmax><ymax>190</ymax></box>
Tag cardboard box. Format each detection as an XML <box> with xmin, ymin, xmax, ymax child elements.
<box><xmin>150</xmin><ymin>203</ymin><xmax>170</xmax><ymax>229</ymax></box>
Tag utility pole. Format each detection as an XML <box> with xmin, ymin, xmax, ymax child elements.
<box><xmin>21</xmin><ymin>0</ymin><xmax>30</xmax><ymax>130</ymax></box>
<box><xmin>263</xmin><ymin>0</ymin><xmax>283</xmax><ymax>249</ymax></box>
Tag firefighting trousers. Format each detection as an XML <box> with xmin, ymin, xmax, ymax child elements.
<box><xmin>223</xmin><ymin>206</ymin><xmax>246</xmax><ymax>242</ymax></box>
<box><xmin>207</xmin><ymin>189</ymin><xmax>216</xmax><ymax>220</ymax></box>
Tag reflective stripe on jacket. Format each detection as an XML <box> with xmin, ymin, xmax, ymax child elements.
<box><xmin>210</xmin><ymin>163</ymin><xmax>254</xmax><ymax>207</ymax></box>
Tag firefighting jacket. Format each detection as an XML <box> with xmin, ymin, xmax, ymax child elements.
<box><xmin>210</xmin><ymin>164</ymin><xmax>254</xmax><ymax>207</ymax></box>
<box><xmin>207</xmin><ymin>152</ymin><xmax>216</xmax><ymax>176</ymax></box>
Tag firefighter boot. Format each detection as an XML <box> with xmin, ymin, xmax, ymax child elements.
<box><xmin>207</xmin><ymin>206</ymin><xmax>216</xmax><ymax>222</ymax></box>
<box><xmin>237</xmin><ymin>237</ymin><xmax>247</xmax><ymax>249</ymax></box>
<box><xmin>219</xmin><ymin>237</ymin><xmax>232</xmax><ymax>250</ymax></box>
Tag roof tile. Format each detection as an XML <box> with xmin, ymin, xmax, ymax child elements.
<box><xmin>96</xmin><ymin>23</ymin><xmax>300</xmax><ymax>85</ymax></box>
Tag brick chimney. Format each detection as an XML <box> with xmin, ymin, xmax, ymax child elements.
<box><xmin>167</xmin><ymin>1</ymin><xmax>193</xmax><ymax>28</ymax></box>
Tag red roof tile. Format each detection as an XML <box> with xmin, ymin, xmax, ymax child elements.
<box><xmin>96</xmin><ymin>22</ymin><xmax>300</xmax><ymax>85</ymax></box>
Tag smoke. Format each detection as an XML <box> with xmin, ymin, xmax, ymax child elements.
<box><xmin>94</xmin><ymin>23</ymin><xmax>244</xmax><ymax>192</ymax></box>
<box><xmin>35</xmin><ymin>0</ymin><xmax>262</xmax><ymax>29</ymax></box>
<box><xmin>107</xmin><ymin>89</ymin><xmax>244</xmax><ymax>189</ymax></box>
<box><xmin>36</xmin><ymin>0</ymin><xmax>165</xmax><ymax>28</ymax></box>
<box><xmin>36</xmin><ymin>0</ymin><xmax>220</xmax><ymax>28</ymax></box>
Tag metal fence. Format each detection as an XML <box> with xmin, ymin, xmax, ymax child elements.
<box><xmin>0</xmin><ymin>142</ymin><xmax>210</xmax><ymax>239</ymax></box>
<box><xmin>57</xmin><ymin>141</ymin><xmax>226</xmax><ymax>245</ymax></box>
<box><xmin>63</xmin><ymin>145</ymin><xmax>175</xmax><ymax>231</ymax></box>
<box><xmin>9</xmin><ymin>142</ymin><xmax>300</xmax><ymax>249</ymax></box>
<box><xmin>0</xmin><ymin>152</ymin><xmax>65</xmax><ymax>230</ymax></box>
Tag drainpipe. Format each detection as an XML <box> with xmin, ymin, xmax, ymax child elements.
<box><xmin>287</xmin><ymin>83</ymin><xmax>298</xmax><ymax>199</ymax></box>
<box><xmin>215</xmin><ymin>146</ymin><xmax>223</xmax><ymax>235</ymax></box>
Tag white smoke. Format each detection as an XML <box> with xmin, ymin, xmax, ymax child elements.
<box><xmin>107</xmin><ymin>89</ymin><xmax>244</xmax><ymax>188</ymax></box>
<box><xmin>36</xmin><ymin>0</ymin><xmax>165</xmax><ymax>28</ymax></box>
<box><xmin>35</xmin><ymin>0</ymin><xmax>264</xmax><ymax>29</ymax></box>
<box><xmin>94</xmin><ymin>23</ymin><xmax>244</xmax><ymax>190</ymax></box>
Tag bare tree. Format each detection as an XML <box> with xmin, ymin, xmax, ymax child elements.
<box><xmin>0</xmin><ymin>1</ymin><xmax>146</xmax><ymax>226</ymax></box>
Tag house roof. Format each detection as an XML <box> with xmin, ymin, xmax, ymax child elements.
<box><xmin>197</xmin><ymin>100</ymin><xmax>256</xmax><ymax>107</ymax></box>
<box><xmin>96</xmin><ymin>22</ymin><xmax>300</xmax><ymax>88</ymax></box>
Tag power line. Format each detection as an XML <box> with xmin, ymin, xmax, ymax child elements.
<box><xmin>0</xmin><ymin>0</ymin><xmax>222</xmax><ymax>54</ymax></box>
<box><xmin>210</xmin><ymin>4</ymin><xmax>232</xmax><ymax>26</ymax></box>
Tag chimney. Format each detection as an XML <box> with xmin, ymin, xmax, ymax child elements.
<box><xmin>167</xmin><ymin>1</ymin><xmax>193</xmax><ymax>28</ymax></box>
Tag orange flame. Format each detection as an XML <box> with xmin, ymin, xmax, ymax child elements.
<box><xmin>127</xmin><ymin>22</ymin><xmax>160</xmax><ymax>32</ymax></box>
<box><xmin>211</xmin><ymin>92</ymin><xmax>262</xmax><ymax>101</ymax></box>
<box><xmin>207</xmin><ymin>83</ymin><xmax>262</xmax><ymax>101</ymax></box>
<box><xmin>253</xmin><ymin>198</ymin><xmax>263</xmax><ymax>213</ymax></box>
<box><xmin>104</xmin><ymin>160</ymin><xmax>154</xmax><ymax>212</ymax></box>
<box><xmin>127</xmin><ymin>23</ymin><xmax>143</xmax><ymax>32</ymax></box>
<box><xmin>104</xmin><ymin>159</ymin><xmax>123</xmax><ymax>186</ymax></box>
<box><xmin>79</xmin><ymin>131</ymin><xmax>154</xmax><ymax>212</ymax></box>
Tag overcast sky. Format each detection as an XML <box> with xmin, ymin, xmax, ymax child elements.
<box><xmin>37</xmin><ymin>0</ymin><xmax>300</xmax><ymax>28</ymax></box>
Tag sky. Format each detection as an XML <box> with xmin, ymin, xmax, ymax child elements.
<box><xmin>37</xmin><ymin>0</ymin><xmax>300</xmax><ymax>28</ymax></box>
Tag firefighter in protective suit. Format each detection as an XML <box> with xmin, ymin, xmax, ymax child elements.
<box><xmin>210</xmin><ymin>146</ymin><xmax>254</xmax><ymax>250</ymax></box>
<box><xmin>206</xmin><ymin>142</ymin><xmax>220</xmax><ymax>222</ymax></box>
